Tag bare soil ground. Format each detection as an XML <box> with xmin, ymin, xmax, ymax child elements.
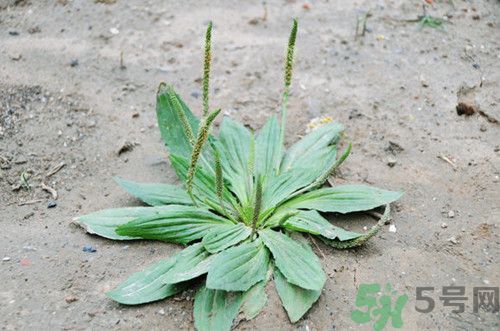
<box><xmin>1</xmin><ymin>0</ymin><xmax>499</xmax><ymax>330</ymax></box>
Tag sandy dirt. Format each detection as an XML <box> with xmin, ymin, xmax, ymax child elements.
<box><xmin>1</xmin><ymin>0</ymin><xmax>499</xmax><ymax>330</ymax></box>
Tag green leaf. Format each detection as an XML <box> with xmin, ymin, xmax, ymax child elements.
<box><xmin>261</xmin><ymin>168</ymin><xmax>313</xmax><ymax>212</ymax></box>
<box><xmin>255</xmin><ymin>115</ymin><xmax>280</xmax><ymax>177</ymax></box>
<box><xmin>115</xmin><ymin>206</ymin><xmax>231</xmax><ymax>244</ymax></box>
<box><xmin>162</xmin><ymin>243</ymin><xmax>215</xmax><ymax>284</ymax></box>
<box><xmin>107</xmin><ymin>256</ymin><xmax>184</xmax><ymax>305</ymax></box>
<box><xmin>193</xmin><ymin>285</ymin><xmax>243</xmax><ymax>331</ymax></box>
<box><xmin>75</xmin><ymin>206</ymin><xmax>174</xmax><ymax>240</ymax></box>
<box><xmin>206</xmin><ymin>239</ymin><xmax>270</xmax><ymax>291</ymax></box>
<box><xmin>259</xmin><ymin>229</ymin><xmax>325</xmax><ymax>291</ymax></box>
<box><xmin>202</xmin><ymin>223</ymin><xmax>252</xmax><ymax>253</ymax></box>
<box><xmin>114</xmin><ymin>177</ymin><xmax>192</xmax><ymax>206</ymax></box>
<box><xmin>273</xmin><ymin>267</ymin><xmax>321</xmax><ymax>323</ymax></box>
<box><xmin>284</xmin><ymin>210</ymin><xmax>362</xmax><ymax>241</ymax></box>
<box><xmin>215</xmin><ymin>116</ymin><xmax>252</xmax><ymax>203</ymax></box>
<box><xmin>280</xmin><ymin>122</ymin><xmax>343</xmax><ymax>176</ymax></box>
<box><xmin>283</xmin><ymin>184</ymin><xmax>403</xmax><ymax>213</ymax></box>
<box><xmin>241</xmin><ymin>279</ymin><xmax>268</xmax><ymax>320</ymax></box>
<box><xmin>156</xmin><ymin>84</ymin><xmax>199</xmax><ymax>158</ymax></box>
<box><xmin>321</xmin><ymin>204</ymin><xmax>392</xmax><ymax>249</ymax></box>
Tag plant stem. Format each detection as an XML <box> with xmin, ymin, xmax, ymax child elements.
<box><xmin>251</xmin><ymin>176</ymin><xmax>263</xmax><ymax>240</ymax></box>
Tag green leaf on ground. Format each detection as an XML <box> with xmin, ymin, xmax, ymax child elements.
<box><xmin>259</xmin><ymin>229</ymin><xmax>325</xmax><ymax>291</ymax></box>
<box><xmin>107</xmin><ymin>256</ymin><xmax>185</xmax><ymax>305</ymax></box>
<box><xmin>273</xmin><ymin>267</ymin><xmax>321</xmax><ymax>323</ymax></box>
<box><xmin>114</xmin><ymin>176</ymin><xmax>192</xmax><ymax>206</ymax></box>
<box><xmin>202</xmin><ymin>223</ymin><xmax>252</xmax><ymax>253</ymax></box>
<box><xmin>193</xmin><ymin>285</ymin><xmax>243</xmax><ymax>331</ymax></box>
<box><xmin>206</xmin><ymin>239</ymin><xmax>270</xmax><ymax>291</ymax></box>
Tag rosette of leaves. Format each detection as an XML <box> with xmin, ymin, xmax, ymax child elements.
<box><xmin>75</xmin><ymin>20</ymin><xmax>402</xmax><ymax>331</ymax></box>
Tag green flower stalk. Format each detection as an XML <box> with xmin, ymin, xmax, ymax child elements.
<box><xmin>202</xmin><ymin>21</ymin><xmax>212</xmax><ymax>117</ymax></box>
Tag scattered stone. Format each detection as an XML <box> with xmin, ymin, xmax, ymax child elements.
<box><xmin>23</xmin><ymin>245</ymin><xmax>36</xmax><ymax>251</ymax></box>
<box><xmin>157</xmin><ymin>309</ymin><xmax>165</xmax><ymax>315</ymax></box>
<box><xmin>8</xmin><ymin>31</ymin><xmax>20</xmax><ymax>36</ymax></box>
<box><xmin>389</xmin><ymin>224</ymin><xmax>397</xmax><ymax>233</ymax></box>
<box><xmin>472</xmin><ymin>63</ymin><xmax>480</xmax><ymax>69</ymax></box>
<box><xmin>132</xmin><ymin>112</ymin><xmax>140</xmax><ymax>118</ymax></box>
<box><xmin>456</xmin><ymin>102</ymin><xmax>477</xmax><ymax>116</ymax></box>
<box><xmin>69</xmin><ymin>59</ymin><xmax>79</xmax><ymax>67</ymax></box>
<box><xmin>2</xmin><ymin>257</ymin><xmax>11</xmax><ymax>262</ymax></box>
<box><xmin>109</xmin><ymin>27</ymin><xmax>119</xmax><ymax>35</ymax></box>
<box><xmin>83</xmin><ymin>245</ymin><xmax>97</xmax><ymax>253</ymax></box>
<box><xmin>385</xmin><ymin>141</ymin><xmax>404</xmax><ymax>155</ymax></box>
<box><xmin>441</xmin><ymin>223</ymin><xmax>448</xmax><ymax>229</ymax></box>
<box><xmin>23</xmin><ymin>212</ymin><xmax>35</xmax><ymax>220</ymax></box>
<box><xmin>10</xmin><ymin>53</ymin><xmax>22</xmax><ymax>61</ymax></box>
<box><xmin>190</xmin><ymin>91</ymin><xmax>200</xmax><ymax>99</ymax></box>
<box><xmin>448</xmin><ymin>236</ymin><xmax>458</xmax><ymax>244</ymax></box>
<box><xmin>65</xmin><ymin>295</ymin><xmax>78</xmax><ymax>303</ymax></box>
<box><xmin>483</xmin><ymin>279</ymin><xmax>490</xmax><ymax>285</ymax></box>
<box><xmin>28</xmin><ymin>26</ymin><xmax>41</xmax><ymax>34</ymax></box>
<box><xmin>447</xmin><ymin>210</ymin><xmax>455</xmax><ymax>218</ymax></box>
<box><xmin>117</xmin><ymin>140</ymin><xmax>137</xmax><ymax>156</ymax></box>
<box><xmin>456</xmin><ymin>85</ymin><xmax>478</xmax><ymax>116</ymax></box>
<box><xmin>387</xmin><ymin>157</ymin><xmax>397</xmax><ymax>168</ymax></box>
<box><xmin>20</xmin><ymin>258</ymin><xmax>31</xmax><ymax>266</ymax></box>
<box><xmin>48</xmin><ymin>200</ymin><xmax>57</xmax><ymax>208</ymax></box>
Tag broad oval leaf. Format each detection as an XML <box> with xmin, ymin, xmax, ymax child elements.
<box><xmin>114</xmin><ymin>176</ymin><xmax>192</xmax><ymax>206</ymax></box>
<box><xmin>162</xmin><ymin>243</ymin><xmax>215</xmax><ymax>284</ymax></box>
<box><xmin>240</xmin><ymin>274</ymin><xmax>270</xmax><ymax>320</ymax></box>
<box><xmin>283</xmin><ymin>184</ymin><xmax>403</xmax><ymax>213</ymax></box>
<box><xmin>255</xmin><ymin>115</ymin><xmax>280</xmax><ymax>177</ymax></box>
<box><xmin>280</xmin><ymin>122</ymin><xmax>343</xmax><ymax>173</ymax></box>
<box><xmin>193</xmin><ymin>285</ymin><xmax>243</xmax><ymax>331</ymax></box>
<box><xmin>74</xmin><ymin>206</ymin><xmax>175</xmax><ymax>240</ymax></box>
<box><xmin>259</xmin><ymin>229</ymin><xmax>325</xmax><ymax>291</ymax></box>
<box><xmin>115</xmin><ymin>206</ymin><xmax>231</xmax><ymax>244</ymax></box>
<box><xmin>206</xmin><ymin>239</ymin><xmax>270</xmax><ymax>291</ymax></box>
<box><xmin>156</xmin><ymin>84</ymin><xmax>199</xmax><ymax>159</ymax></box>
<box><xmin>107</xmin><ymin>256</ymin><xmax>184</xmax><ymax>305</ymax></box>
<box><xmin>202</xmin><ymin>223</ymin><xmax>252</xmax><ymax>253</ymax></box>
<box><xmin>284</xmin><ymin>210</ymin><xmax>362</xmax><ymax>241</ymax></box>
<box><xmin>215</xmin><ymin>116</ymin><xmax>252</xmax><ymax>204</ymax></box>
<box><xmin>273</xmin><ymin>267</ymin><xmax>321</xmax><ymax>323</ymax></box>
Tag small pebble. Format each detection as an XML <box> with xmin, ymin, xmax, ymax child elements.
<box><xmin>8</xmin><ymin>31</ymin><xmax>19</xmax><ymax>36</ymax></box>
<box><xmin>65</xmin><ymin>295</ymin><xmax>78</xmax><ymax>303</ymax></box>
<box><xmin>48</xmin><ymin>200</ymin><xmax>57</xmax><ymax>208</ymax></box>
<box><xmin>157</xmin><ymin>309</ymin><xmax>165</xmax><ymax>315</ymax></box>
<box><xmin>2</xmin><ymin>257</ymin><xmax>11</xmax><ymax>262</ymax></box>
<box><xmin>83</xmin><ymin>245</ymin><xmax>97</xmax><ymax>253</ymax></box>
<box><xmin>23</xmin><ymin>245</ymin><xmax>36</xmax><ymax>251</ymax></box>
<box><xmin>69</xmin><ymin>59</ymin><xmax>79</xmax><ymax>67</ymax></box>
<box><xmin>389</xmin><ymin>224</ymin><xmax>397</xmax><ymax>233</ymax></box>
<box><xmin>110</xmin><ymin>27</ymin><xmax>119</xmax><ymax>35</ymax></box>
<box><xmin>448</xmin><ymin>210</ymin><xmax>455</xmax><ymax>218</ymax></box>
<box><xmin>448</xmin><ymin>236</ymin><xmax>458</xmax><ymax>244</ymax></box>
<box><xmin>387</xmin><ymin>157</ymin><xmax>397</xmax><ymax>167</ymax></box>
<box><xmin>441</xmin><ymin>223</ymin><xmax>448</xmax><ymax>228</ymax></box>
<box><xmin>483</xmin><ymin>279</ymin><xmax>490</xmax><ymax>285</ymax></box>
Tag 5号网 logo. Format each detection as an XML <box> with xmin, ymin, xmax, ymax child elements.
<box><xmin>352</xmin><ymin>284</ymin><xmax>499</xmax><ymax>331</ymax></box>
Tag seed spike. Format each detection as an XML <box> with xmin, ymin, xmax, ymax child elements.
<box><xmin>202</xmin><ymin>21</ymin><xmax>213</xmax><ymax>117</ymax></box>
<box><xmin>277</xmin><ymin>19</ymin><xmax>298</xmax><ymax>170</ymax></box>
<box><xmin>186</xmin><ymin>108</ymin><xmax>221</xmax><ymax>204</ymax></box>
<box><xmin>210</xmin><ymin>141</ymin><xmax>228</xmax><ymax>215</ymax></box>
<box><xmin>251</xmin><ymin>176</ymin><xmax>263</xmax><ymax>240</ymax></box>
<box><xmin>168</xmin><ymin>87</ymin><xmax>195</xmax><ymax>146</ymax></box>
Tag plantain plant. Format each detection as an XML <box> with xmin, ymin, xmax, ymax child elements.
<box><xmin>75</xmin><ymin>20</ymin><xmax>402</xmax><ymax>331</ymax></box>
